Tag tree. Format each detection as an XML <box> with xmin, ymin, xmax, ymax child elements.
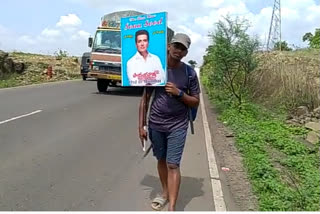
<box><xmin>206</xmin><ymin>16</ymin><xmax>259</xmax><ymax>107</ymax></box>
<box><xmin>302</xmin><ymin>28</ymin><xmax>320</xmax><ymax>49</ymax></box>
<box><xmin>273</xmin><ymin>41</ymin><xmax>292</xmax><ymax>51</ymax></box>
<box><xmin>188</xmin><ymin>60</ymin><xmax>197</xmax><ymax>68</ymax></box>
<box><xmin>302</xmin><ymin>32</ymin><xmax>313</xmax><ymax>42</ymax></box>
<box><xmin>54</xmin><ymin>49</ymin><xmax>68</xmax><ymax>60</ymax></box>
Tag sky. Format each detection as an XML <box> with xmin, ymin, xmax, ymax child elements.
<box><xmin>0</xmin><ymin>0</ymin><xmax>319</xmax><ymax>65</ymax></box>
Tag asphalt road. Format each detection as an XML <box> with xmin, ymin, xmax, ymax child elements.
<box><xmin>0</xmin><ymin>80</ymin><xmax>214</xmax><ymax>211</ymax></box>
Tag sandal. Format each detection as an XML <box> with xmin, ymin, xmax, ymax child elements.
<box><xmin>151</xmin><ymin>196</ymin><xmax>168</xmax><ymax>211</ymax></box>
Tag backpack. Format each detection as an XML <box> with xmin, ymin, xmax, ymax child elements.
<box><xmin>185</xmin><ymin>65</ymin><xmax>198</xmax><ymax>121</ymax></box>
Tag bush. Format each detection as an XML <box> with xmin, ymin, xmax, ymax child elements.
<box><xmin>303</xmin><ymin>29</ymin><xmax>320</xmax><ymax>49</ymax></box>
<box><xmin>248</xmin><ymin>51</ymin><xmax>320</xmax><ymax>111</ymax></box>
<box><xmin>273</xmin><ymin>41</ymin><xmax>292</xmax><ymax>51</ymax></box>
<box><xmin>54</xmin><ymin>49</ymin><xmax>68</xmax><ymax>60</ymax></box>
<box><xmin>204</xmin><ymin>16</ymin><xmax>259</xmax><ymax>108</ymax></box>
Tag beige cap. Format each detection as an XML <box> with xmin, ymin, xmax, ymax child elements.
<box><xmin>170</xmin><ymin>33</ymin><xmax>191</xmax><ymax>49</ymax></box>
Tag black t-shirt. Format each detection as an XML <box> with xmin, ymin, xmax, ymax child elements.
<box><xmin>148</xmin><ymin>63</ymin><xmax>200</xmax><ymax>132</ymax></box>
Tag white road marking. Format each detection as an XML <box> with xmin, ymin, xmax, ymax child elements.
<box><xmin>197</xmin><ymin>68</ymin><xmax>227</xmax><ymax>211</ymax></box>
<box><xmin>0</xmin><ymin>110</ymin><xmax>42</xmax><ymax>125</ymax></box>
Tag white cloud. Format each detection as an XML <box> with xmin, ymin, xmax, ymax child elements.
<box><xmin>0</xmin><ymin>12</ymin><xmax>90</xmax><ymax>55</ymax></box>
<box><xmin>282</xmin><ymin>0</ymin><xmax>315</xmax><ymax>10</ymax></box>
<box><xmin>0</xmin><ymin>24</ymin><xmax>14</xmax><ymax>50</ymax></box>
<box><xmin>177</xmin><ymin>25</ymin><xmax>202</xmax><ymax>44</ymax></box>
<box><xmin>306</xmin><ymin>4</ymin><xmax>320</xmax><ymax>22</ymax></box>
<box><xmin>18</xmin><ymin>35</ymin><xmax>36</xmax><ymax>45</ymax></box>
<box><xmin>203</xmin><ymin>0</ymin><xmax>224</xmax><ymax>8</ymax></box>
<box><xmin>218</xmin><ymin>2</ymin><xmax>249</xmax><ymax>17</ymax></box>
<box><xmin>56</xmin><ymin>14</ymin><xmax>82</xmax><ymax>28</ymax></box>
<box><xmin>41</xmin><ymin>28</ymin><xmax>61</xmax><ymax>38</ymax></box>
<box><xmin>174</xmin><ymin>24</ymin><xmax>208</xmax><ymax>63</ymax></box>
<box><xmin>78</xmin><ymin>30</ymin><xmax>91</xmax><ymax>39</ymax></box>
<box><xmin>0</xmin><ymin>24</ymin><xmax>10</xmax><ymax>35</ymax></box>
<box><xmin>282</xmin><ymin>7</ymin><xmax>300</xmax><ymax>20</ymax></box>
<box><xmin>198</xmin><ymin>0</ymin><xmax>320</xmax><ymax>50</ymax></box>
<box><xmin>194</xmin><ymin>16</ymin><xmax>212</xmax><ymax>27</ymax></box>
<box><xmin>71</xmin><ymin>30</ymin><xmax>90</xmax><ymax>40</ymax></box>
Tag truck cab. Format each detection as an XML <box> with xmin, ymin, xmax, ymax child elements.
<box><xmin>80</xmin><ymin>52</ymin><xmax>91</xmax><ymax>80</ymax></box>
<box><xmin>87</xmin><ymin>11</ymin><xmax>143</xmax><ymax>92</ymax></box>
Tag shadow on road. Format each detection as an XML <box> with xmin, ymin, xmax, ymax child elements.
<box><xmin>84</xmin><ymin>78</ymin><xmax>97</xmax><ymax>81</ymax></box>
<box><xmin>140</xmin><ymin>174</ymin><xmax>205</xmax><ymax>211</ymax></box>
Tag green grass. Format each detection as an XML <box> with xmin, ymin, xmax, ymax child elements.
<box><xmin>1</xmin><ymin>51</ymin><xmax>81</xmax><ymax>89</ymax></box>
<box><xmin>10</xmin><ymin>51</ymin><xmax>48</xmax><ymax>57</ymax></box>
<box><xmin>201</xmin><ymin>75</ymin><xmax>320</xmax><ymax>211</ymax></box>
<box><xmin>0</xmin><ymin>73</ymin><xmax>20</xmax><ymax>88</ymax></box>
<box><xmin>284</xmin><ymin>48</ymin><xmax>320</xmax><ymax>58</ymax></box>
<box><xmin>0</xmin><ymin>72</ymin><xmax>80</xmax><ymax>89</ymax></box>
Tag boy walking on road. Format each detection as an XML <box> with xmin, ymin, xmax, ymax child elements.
<box><xmin>138</xmin><ymin>33</ymin><xmax>200</xmax><ymax>211</ymax></box>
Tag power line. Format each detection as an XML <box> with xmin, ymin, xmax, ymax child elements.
<box><xmin>267</xmin><ymin>0</ymin><xmax>281</xmax><ymax>51</ymax></box>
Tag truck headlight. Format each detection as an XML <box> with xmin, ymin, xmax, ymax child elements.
<box><xmin>93</xmin><ymin>66</ymin><xmax>99</xmax><ymax>71</ymax></box>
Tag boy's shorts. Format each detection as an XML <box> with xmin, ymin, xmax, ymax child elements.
<box><xmin>148</xmin><ymin>128</ymin><xmax>187</xmax><ymax>166</ymax></box>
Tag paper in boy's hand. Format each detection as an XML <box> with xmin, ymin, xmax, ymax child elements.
<box><xmin>143</xmin><ymin>139</ymin><xmax>147</xmax><ymax>152</ymax></box>
<box><xmin>143</xmin><ymin>143</ymin><xmax>152</xmax><ymax>158</ymax></box>
<box><xmin>142</xmin><ymin>126</ymin><xmax>152</xmax><ymax>158</ymax></box>
<box><xmin>142</xmin><ymin>126</ymin><xmax>147</xmax><ymax>152</ymax></box>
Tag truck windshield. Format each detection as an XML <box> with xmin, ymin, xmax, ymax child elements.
<box><xmin>93</xmin><ymin>30</ymin><xmax>121</xmax><ymax>54</ymax></box>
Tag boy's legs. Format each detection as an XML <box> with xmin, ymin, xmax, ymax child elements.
<box><xmin>158</xmin><ymin>159</ymin><xmax>168</xmax><ymax>199</ymax></box>
<box><xmin>149</xmin><ymin>129</ymin><xmax>169</xmax><ymax>200</ymax></box>
<box><xmin>167</xmin><ymin>163</ymin><xmax>181</xmax><ymax>211</ymax></box>
<box><xmin>149</xmin><ymin>128</ymin><xmax>187</xmax><ymax>211</ymax></box>
<box><xmin>166</xmin><ymin>129</ymin><xmax>187</xmax><ymax>211</ymax></box>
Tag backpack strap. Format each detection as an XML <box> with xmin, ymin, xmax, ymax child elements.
<box><xmin>144</xmin><ymin>87</ymin><xmax>155</xmax><ymax>127</ymax></box>
<box><xmin>185</xmin><ymin>64</ymin><xmax>195</xmax><ymax>134</ymax></box>
<box><xmin>185</xmin><ymin>64</ymin><xmax>193</xmax><ymax>95</ymax></box>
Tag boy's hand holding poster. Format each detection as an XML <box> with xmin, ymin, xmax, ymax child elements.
<box><xmin>121</xmin><ymin>12</ymin><xmax>167</xmax><ymax>87</ymax></box>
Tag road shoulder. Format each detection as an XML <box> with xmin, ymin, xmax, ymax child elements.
<box><xmin>201</xmin><ymin>86</ymin><xmax>258</xmax><ymax>211</ymax></box>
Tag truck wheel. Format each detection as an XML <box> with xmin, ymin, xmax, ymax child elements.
<box><xmin>82</xmin><ymin>75</ymin><xmax>87</xmax><ymax>80</ymax></box>
<box><xmin>97</xmin><ymin>79</ymin><xmax>109</xmax><ymax>92</ymax></box>
<box><xmin>111</xmin><ymin>81</ymin><xmax>117</xmax><ymax>87</ymax></box>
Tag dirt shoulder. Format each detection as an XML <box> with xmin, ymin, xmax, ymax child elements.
<box><xmin>0</xmin><ymin>51</ymin><xmax>80</xmax><ymax>89</ymax></box>
<box><xmin>202</xmin><ymin>87</ymin><xmax>258</xmax><ymax>211</ymax></box>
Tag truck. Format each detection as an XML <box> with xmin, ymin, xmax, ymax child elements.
<box><xmin>80</xmin><ymin>52</ymin><xmax>90</xmax><ymax>80</ymax></box>
<box><xmin>87</xmin><ymin>10</ymin><xmax>174</xmax><ymax>92</ymax></box>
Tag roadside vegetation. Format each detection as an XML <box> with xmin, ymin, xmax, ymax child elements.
<box><xmin>0</xmin><ymin>51</ymin><xmax>81</xmax><ymax>89</ymax></box>
<box><xmin>201</xmin><ymin>16</ymin><xmax>320</xmax><ymax>211</ymax></box>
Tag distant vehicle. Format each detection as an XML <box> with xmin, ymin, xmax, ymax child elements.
<box><xmin>87</xmin><ymin>10</ymin><xmax>174</xmax><ymax>92</ymax></box>
<box><xmin>80</xmin><ymin>52</ymin><xmax>91</xmax><ymax>80</ymax></box>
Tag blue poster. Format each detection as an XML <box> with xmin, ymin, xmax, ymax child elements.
<box><xmin>121</xmin><ymin>12</ymin><xmax>167</xmax><ymax>87</ymax></box>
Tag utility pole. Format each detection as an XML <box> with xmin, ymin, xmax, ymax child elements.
<box><xmin>267</xmin><ymin>0</ymin><xmax>281</xmax><ymax>51</ymax></box>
